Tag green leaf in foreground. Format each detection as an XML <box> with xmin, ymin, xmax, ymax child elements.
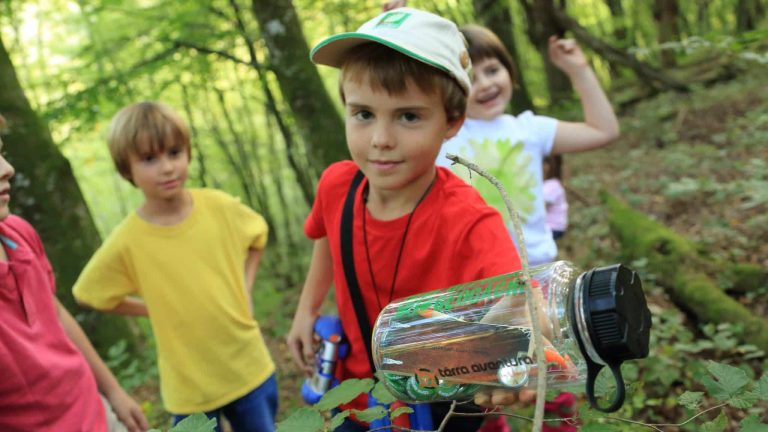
<box><xmin>276</xmin><ymin>407</ymin><xmax>323</xmax><ymax>432</ymax></box>
<box><xmin>701</xmin><ymin>410</ymin><xmax>727</xmax><ymax>432</ymax></box>
<box><xmin>728</xmin><ymin>391</ymin><xmax>759</xmax><ymax>408</ymax></box>
<box><xmin>740</xmin><ymin>415</ymin><xmax>768</xmax><ymax>432</ymax></box>
<box><xmin>755</xmin><ymin>373</ymin><xmax>768</xmax><ymax>400</ymax></box>
<box><xmin>678</xmin><ymin>391</ymin><xmax>704</xmax><ymax>409</ymax></box>
<box><xmin>169</xmin><ymin>413</ymin><xmax>217</xmax><ymax>432</ymax></box>
<box><xmin>371</xmin><ymin>379</ymin><xmax>397</xmax><ymax>405</ymax></box>
<box><xmin>330</xmin><ymin>410</ymin><xmax>351</xmax><ymax>431</ymax></box>
<box><xmin>390</xmin><ymin>406</ymin><xmax>414</xmax><ymax>420</ymax></box>
<box><xmin>351</xmin><ymin>406</ymin><xmax>388</xmax><ymax>423</ymax></box>
<box><xmin>315</xmin><ymin>378</ymin><xmax>374</xmax><ymax>411</ymax></box>
<box><xmin>700</xmin><ymin>361</ymin><xmax>750</xmax><ymax>401</ymax></box>
<box><xmin>580</xmin><ymin>423</ymin><xmax>621</xmax><ymax>432</ymax></box>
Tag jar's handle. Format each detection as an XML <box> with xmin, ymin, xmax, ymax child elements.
<box><xmin>585</xmin><ymin>358</ymin><xmax>625</xmax><ymax>413</ymax></box>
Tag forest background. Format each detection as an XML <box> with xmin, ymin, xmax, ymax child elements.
<box><xmin>1</xmin><ymin>0</ymin><xmax>767</xmax><ymax>430</ymax></box>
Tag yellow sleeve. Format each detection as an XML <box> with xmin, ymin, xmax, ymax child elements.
<box><xmin>73</xmin><ymin>230</ymin><xmax>137</xmax><ymax>310</ymax></box>
<box><xmin>231</xmin><ymin>195</ymin><xmax>269</xmax><ymax>251</ymax></box>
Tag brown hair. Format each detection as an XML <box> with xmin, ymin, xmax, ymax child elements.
<box><xmin>460</xmin><ymin>24</ymin><xmax>519</xmax><ymax>87</ymax></box>
<box><xmin>339</xmin><ymin>43</ymin><xmax>466</xmax><ymax>123</ymax></box>
<box><xmin>544</xmin><ymin>155</ymin><xmax>563</xmax><ymax>180</ymax></box>
<box><xmin>0</xmin><ymin>114</ymin><xmax>6</xmax><ymax>133</ymax></box>
<box><xmin>107</xmin><ymin>102</ymin><xmax>191</xmax><ymax>183</ymax></box>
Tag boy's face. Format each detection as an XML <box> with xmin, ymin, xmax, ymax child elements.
<box><xmin>343</xmin><ymin>76</ymin><xmax>462</xmax><ymax>195</ymax></box>
<box><xmin>127</xmin><ymin>146</ymin><xmax>189</xmax><ymax>202</ymax></box>
<box><xmin>0</xmin><ymin>137</ymin><xmax>15</xmax><ymax>221</ymax></box>
<box><xmin>467</xmin><ymin>57</ymin><xmax>513</xmax><ymax>121</ymax></box>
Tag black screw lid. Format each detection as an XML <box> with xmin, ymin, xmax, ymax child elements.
<box><xmin>583</xmin><ymin>264</ymin><xmax>651</xmax><ymax>363</ymax></box>
<box><xmin>572</xmin><ymin>264</ymin><xmax>652</xmax><ymax>413</ymax></box>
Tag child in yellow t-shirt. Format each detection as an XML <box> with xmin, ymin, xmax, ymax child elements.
<box><xmin>74</xmin><ymin>102</ymin><xmax>277</xmax><ymax>431</ymax></box>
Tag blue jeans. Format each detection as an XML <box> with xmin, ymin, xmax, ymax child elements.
<box><xmin>172</xmin><ymin>374</ymin><xmax>278</xmax><ymax>432</ymax></box>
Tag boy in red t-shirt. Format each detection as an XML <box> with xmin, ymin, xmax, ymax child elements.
<box><xmin>0</xmin><ymin>114</ymin><xmax>148</xmax><ymax>431</ymax></box>
<box><xmin>286</xmin><ymin>8</ymin><xmax>529</xmax><ymax>431</ymax></box>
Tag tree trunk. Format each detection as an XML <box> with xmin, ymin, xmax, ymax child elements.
<box><xmin>520</xmin><ymin>0</ymin><xmax>572</xmax><ymax>105</ymax></box>
<box><xmin>605</xmin><ymin>0</ymin><xmax>630</xmax><ymax>47</ymax></box>
<box><xmin>472</xmin><ymin>0</ymin><xmax>534</xmax><ymax>113</ymax></box>
<box><xmin>551</xmin><ymin>7</ymin><xmax>688</xmax><ymax>92</ymax></box>
<box><xmin>653</xmin><ymin>0</ymin><xmax>680</xmax><ymax>67</ymax></box>
<box><xmin>696</xmin><ymin>0</ymin><xmax>710</xmax><ymax>34</ymax></box>
<box><xmin>603</xmin><ymin>0</ymin><xmax>636</xmax><ymax>82</ymax></box>
<box><xmin>226</xmin><ymin>0</ymin><xmax>315</xmax><ymax>206</ymax></box>
<box><xmin>602</xmin><ymin>192</ymin><xmax>768</xmax><ymax>352</ymax></box>
<box><xmin>736</xmin><ymin>0</ymin><xmax>765</xmax><ymax>32</ymax></box>
<box><xmin>0</xmin><ymin>35</ymin><xmax>137</xmax><ymax>355</ymax></box>
<box><xmin>249</xmin><ymin>0</ymin><xmax>347</xmax><ymax>169</ymax></box>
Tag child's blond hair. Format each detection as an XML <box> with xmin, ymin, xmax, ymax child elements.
<box><xmin>339</xmin><ymin>43</ymin><xmax>467</xmax><ymax>123</ymax></box>
<box><xmin>107</xmin><ymin>102</ymin><xmax>191</xmax><ymax>183</ymax></box>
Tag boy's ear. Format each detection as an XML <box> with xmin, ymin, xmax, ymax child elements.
<box><xmin>445</xmin><ymin>114</ymin><xmax>465</xmax><ymax>140</ymax></box>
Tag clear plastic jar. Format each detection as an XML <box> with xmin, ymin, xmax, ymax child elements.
<box><xmin>372</xmin><ymin>261</ymin><xmax>651</xmax><ymax>412</ymax></box>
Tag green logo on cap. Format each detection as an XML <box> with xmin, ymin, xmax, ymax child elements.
<box><xmin>376</xmin><ymin>11</ymin><xmax>411</xmax><ymax>29</ymax></box>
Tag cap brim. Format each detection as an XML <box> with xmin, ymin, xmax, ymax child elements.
<box><xmin>310</xmin><ymin>32</ymin><xmax>447</xmax><ymax>74</ymax></box>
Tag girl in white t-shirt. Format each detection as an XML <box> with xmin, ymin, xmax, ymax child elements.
<box><xmin>435</xmin><ymin>24</ymin><xmax>618</xmax><ymax>432</ymax></box>
<box><xmin>437</xmin><ymin>24</ymin><xmax>619</xmax><ymax>266</ymax></box>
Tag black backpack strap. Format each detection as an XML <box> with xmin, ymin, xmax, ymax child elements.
<box><xmin>339</xmin><ymin>170</ymin><xmax>377</xmax><ymax>373</ymax></box>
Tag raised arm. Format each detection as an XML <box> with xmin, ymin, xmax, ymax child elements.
<box><xmin>57</xmin><ymin>300</ymin><xmax>149</xmax><ymax>432</ymax></box>
<box><xmin>286</xmin><ymin>237</ymin><xmax>335</xmax><ymax>376</ymax></box>
<box><xmin>549</xmin><ymin>36</ymin><xmax>620</xmax><ymax>155</ymax></box>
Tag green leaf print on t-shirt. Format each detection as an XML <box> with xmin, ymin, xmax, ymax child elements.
<box><xmin>448</xmin><ymin>137</ymin><xmax>536</xmax><ymax>223</ymax></box>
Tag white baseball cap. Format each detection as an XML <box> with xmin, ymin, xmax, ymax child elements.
<box><xmin>310</xmin><ymin>7</ymin><xmax>472</xmax><ymax>94</ymax></box>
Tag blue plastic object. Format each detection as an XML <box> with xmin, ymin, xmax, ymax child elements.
<box><xmin>301</xmin><ymin>316</ymin><xmax>348</xmax><ymax>405</ymax></box>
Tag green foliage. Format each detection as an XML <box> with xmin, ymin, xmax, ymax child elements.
<box><xmin>276</xmin><ymin>408</ymin><xmax>325</xmax><ymax>432</ymax></box>
<box><xmin>389</xmin><ymin>405</ymin><xmax>414</xmax><ymax>420</ymax></box>
<box><xmin>580</xmin><ymin>424</ymin><xmax>621</xmax><ymax>432</ymax></box>
<box><xmin>701</xmin><ymin>410</ymin><xmax>728</xmax><ymax>432</ymax></box>
<box><xmin>678</xmin><ymin>391</ymin><xmax>704</xmax><ymax>409</ymax></box>
<box><xmin>3</xmin><ymin>0</ymin><xmax>768</xmax><ymax>429</ymax></box>
<box><xmin>701</xmin><ymin>362</ymin><xmax>754</xmax><ymax>407</ymax></box>
<box><xmin>741</xmin><ymin>415</ymin><xmax>768</xmax><ymax>432</ymax></box>
<box><xmin>314</xmin><ymin>378</ymin><xmax>374</xmax><ymax>411</ymax></box>
<box><xmin>106</xmin><ymin>338</ymin><xmax>158</xmax><ymax>391</ymax></box>
<box><xmin>371</xmin><ymin>379</ymin><xmax>397</xmax><ymax>405</ymax></box>
<box><xmin>278</xmin><ymin>375</ymin><xmax>414</xmax><ymax>432</ymax></box>
<box><xmin>148</xmin><ymin>413</ymin><xmax>216</xmax><ymax>432</ymax></box>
